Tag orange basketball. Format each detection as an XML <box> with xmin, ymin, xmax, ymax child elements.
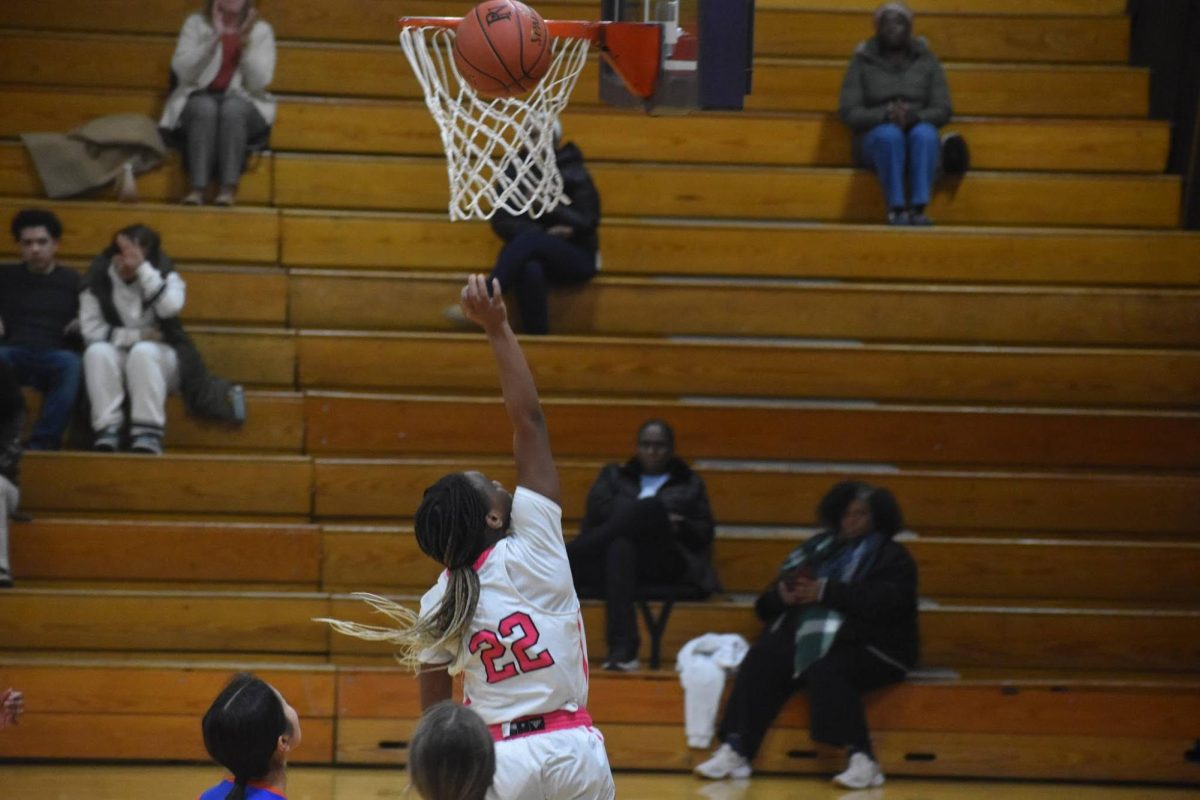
<box><xmin>453</xmin><ymin>0</ymin><xmax>552</xmax><ymax>98</ymax></box>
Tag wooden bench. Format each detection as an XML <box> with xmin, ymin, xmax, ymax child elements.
<box><xmin>319</xmin><ymin>524</ymin><xmax>1200</xmax><ymax>604</ymax></box>
<box><xmin>20</xmin><ymin>451</ymin><xmax>313</xmax><ymax>516</ymax></box>
<box><xmin>0</xmin><ymin>140</ymin><xmax>273</xmax><ymax>205</ymax></box>
<box><xmin>274</xmin><ymin>153</ymin><xmax>1182</xmax><ymax>228</ymax></box>
<box><xmin>0</xmin><ymin>197</ymin><xmax>280</xmax><ymax>264</ymax></box>
<box><xmin>302</xmin><ymin>392</ymin><xmax>1200</xmax><ymax>470</ymax></box>
<box><xmin>289</xmin><ymin>269</ymin><xmax>1200</xmax><ymax>346</ymax></box>
<box><xmin>0</xmin><ymin>87</ymin><xmax>1170</xmax><ymax>173</ymax></box>
<box><xmin>2</xmin><ymin>657</ymin><xmax>1195</xmax><ymax>781</ymax></box>
<box><xmin>322</xmin><ymin>593</ymin><xmax>1200</xmax><ymax>673</ymax></box>
<box><xmin>279</xmin><ymin>211</ymin><xmax>1200</xmax><ymax>285</ymax></box>
<box><xmin>0</xmin><ymin>660</ymin><xmax>336</xmax><ymax>762</ymax></box>
<box><xmin>186</xmin><ymin>326</ymin><xmax>296</xmax><ymax>387</ymax></box>
<box><xmin>0</xmin><ymin>31</ymin><xmax>1150</xmax><ymax>117</ymax></box>
<box><xmin>295</xmin><ymin>331</ymin><xmax>1200</xmax><ymax>408</ymax></box>
<box><xmin>22</xmin><ymin>389</ymin><xmax>303</xmax><ymax>453</ymax></box>
<box><xmin>335</xmin><ymin>666</ymin><xmax>1200</xmax><ymax>781</ymax></box>
<box><xmin>0</xmin><ymin>1</ymin><xmax>1131</xmax><ymax>62</ymax></box>
<box><xmin>313</xmin><ymin>458</ymin><xmax>1200</xmax><ymax>535</ymax></box>
<box><xmin>9</xmin><ymin>518</ymin><xmax>321</xmax><ymax>590</ymax></box>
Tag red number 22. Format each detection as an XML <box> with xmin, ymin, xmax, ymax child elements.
<box><xmin>469</xmin><ymin>612</ymin><xmax>556</xmax><ymax>683</ymax></box>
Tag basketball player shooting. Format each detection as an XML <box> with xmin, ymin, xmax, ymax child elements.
<box><xmin>320</xmin><ymin>275</ymin><xmax>615</xmax><ymax>799</ymax></box>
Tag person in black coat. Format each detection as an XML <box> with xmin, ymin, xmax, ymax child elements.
<box><xmin>695</xmin><ymin>481</ymin><xmax>918</xmax><ymax>790</ymax></box>
<box><xmin>447</xmin><ymin>126</ymin><xmax>601</xmax><ymax>335</ymax></box>
<box><xmin>567</xmin><ymin>419</ymin><xmax>718</xmax><ymax>671</ymax></box>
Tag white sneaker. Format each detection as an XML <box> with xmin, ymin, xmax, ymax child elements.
<box><xmin>694</xmin><ymin>743</ymin><xmax>752</xmax><ymax>780</ymax></box>
<box><xmin>832</xmin><ymin>752</ymin><xmax>884</xmax><ymax>789</ymax></box>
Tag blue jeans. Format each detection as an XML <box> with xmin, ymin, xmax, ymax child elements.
<box><xmin>490</xmin><ymin>228</ymin><xmax>598</xmax><ymax>335</ymax></box>
<box><xmin>0</xmin><ymin>345</ymin><xmax>82</xmax><ymax>450</ymax></box>
<box><xmin>858</xmin><ymin>122</ymin><xmax>940</xmax><ymax>210</ymax></box>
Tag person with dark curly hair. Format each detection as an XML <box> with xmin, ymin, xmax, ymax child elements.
<box><xmin>695</xmin><ymin>481</ymin><xmax>918</xmax><ymax>789</ymax></box>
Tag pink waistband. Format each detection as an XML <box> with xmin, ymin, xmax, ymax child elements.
<box><xmin>488</xmin><ymin>707</ymin><xmax>594</xmax><ymax>742</ymax></box>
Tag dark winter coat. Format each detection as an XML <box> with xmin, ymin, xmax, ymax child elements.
<box><xmin>581</xmin><ymin>456</ymin><xmax>719</xmax><ymax>594</ymax></box>
<box><xmin>838</xmin><ymin>36</ymin><xmax>952</xmax><ymax>133</ymax></box>
<box><xmin>491</xmin><ymin>141</ymin><xmax>601</xmax><ymax>253</ymax></box>
<box><xmin>755</xmin><ymin>533</ymin><xmax>919</xmax><ymax>671</ymax></box>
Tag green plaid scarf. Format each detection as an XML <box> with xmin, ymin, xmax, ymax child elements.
<box><xmin>779</xmin><ymin>531</ymin><xmax>884</xmax><ymax>678</ymax></box>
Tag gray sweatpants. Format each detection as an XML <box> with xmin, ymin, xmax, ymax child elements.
<box><xmin>0</xmin><ymin>475</ymin><xmax>17</xmax><ymax>576</ymax></box>
<box><xmin>180</xmin><ymin>91</ymin><xmax>268</xmax><ymax>190</ymax></box>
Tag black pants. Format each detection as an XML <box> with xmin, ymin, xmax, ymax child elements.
<box><xmin>489</xmin><ymin>228</ymin><xmax>598</xmax><ymax>334</ymax></box>
<box><xmin>718</xmin><ymin>619</ymin><xmax>905</xmax><ymax>760</ymax></box>
<box><xmin>567</xmin><ymin>497</ymin><xmax>688</xmax><ymax>660</ymax></box>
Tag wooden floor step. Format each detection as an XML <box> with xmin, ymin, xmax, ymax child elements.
<box><xmin>20</xmin><ymin>452</ymin><xmax>313</xmax><ymax>516</ymax></box>
<box><xmin>0</xmin><ymin>197</ymin><xmax>280</xmax><ymax>264</ymax></box>
<box><xmin>274</xmin><ymin>153</ymin><xmax>1182</xmax><ymax>228</ymax></box>
<box><xmin>0</xmin><ymin>589</ymin><xmax>1193</xmax><ymax>671</ymax></box>
<box><xmin>296</xmin><ymin>331</ymin><xmax>1200</xmax><ymax>407</ymax></box>
<box><xmin>313</xmin><ymin>457</ymin><xmax>1200</xmax><ymax>534</ymax></box>
<box><xmin>324</xmin><ymin>594</ymin><xmax>1200</xmax><ymax>672</ymax></box>
<box><xmin>9</xmin><ymin>518</ymin><xmax>321</xmax><ymax>590</ymax></box>
<box><xmin>280</xmin><ymin>211</ymin><xmax>1200</xmax><ymax>286</ymax></box>
<box><xmin>0</xmin><ymin>660</ymin><xmax>336</xmax><ymax>763</ymax></box>
<box><xmin>187</xmin><ymin>326</ymin><xmax>296</xmax><ymax>388</ymax></box>
<box><xmin>290</xmin><ymin>270</ymin><xmax>1200</xmax><ymax>347</ymax></box>
<box><xmin>0</xmin><ymin>140</ymin><xmax>272</xmax><ymax>205</ymax></box>
<box><xmin>0</xmin><ymin>1</ymin><xmax>1131</xmax><ymax>62</ymax></box>
<box><xmin>23</xmin><ymin>389</ymin><xmax>304</xmax><ymax>453</ymax></box>
<box><xmin>0</xmin><ymin>87</ymin><xmax>1170</xmax><ymax>173</ymax></box>
<box><xmin>0</xmin><ymin>31</ymin><xmax>1150</xmax><ymax>117</ymax></box>
<box><xmin>276</xmin><ymin>98</ymin><xmax>1170</xmax><ymax>173</ymax></box>
<box><xmin>303</xmin><ymin>392</ymin><xmax>1200</xmax><ymax>470</ymax></box>
<box><xmin>318</xmin><ymin>524</ymin><xmax>1200</xmax><ymax>604</ymax></box>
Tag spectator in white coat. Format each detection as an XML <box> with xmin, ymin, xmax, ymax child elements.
<box><xmin>79</xmin><ymin>225</ymin><xmax>186</xmax><ymax>455</ymax></box>
<box><xmin>160</xmin><ymin>0</ymin><xmax>275</xmax><ymax>206</ymax></box>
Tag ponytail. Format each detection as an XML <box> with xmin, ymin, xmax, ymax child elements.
<box><xmin>318</xmin><ymin>473</ymin><xmax>490</xmax><ymax>673</ymax></box>
<box><xmin>225</xmin><ymin>777</ymin><xmax>248</xmax><ymax>800</ymax></box>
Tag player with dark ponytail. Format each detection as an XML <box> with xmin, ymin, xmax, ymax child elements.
<box><xmin>320</xmin><ymin>274</ymin><xmax>614</xmax><ymax>799</ymax></box>
<box><xmin>198</xmin><ymin>672</ymin><xmax>300</xmax><ymax>800</ymax></box>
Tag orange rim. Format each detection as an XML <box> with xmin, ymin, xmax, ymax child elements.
<box><xmin>398</xmin><ymin>16</ymin><xmax>604</xmax><ymax>43</ymax></box>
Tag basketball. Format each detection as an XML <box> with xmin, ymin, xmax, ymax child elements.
<box><xmin>453</xmin><ymin>0</ymin><xmax>552</xmax><ymax>98</ymax></box>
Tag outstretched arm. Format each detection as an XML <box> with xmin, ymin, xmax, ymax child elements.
<box><xmin>459</xmin><ymin>274</ymin><xmax>559</xmax><ymax>504</ymax></box>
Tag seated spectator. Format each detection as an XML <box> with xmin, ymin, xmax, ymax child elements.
<box><xmin>0</xmin><ymin>359</ymin><xmax>23</xmax><ymax>588</ymax></box>
<box><xmin>161</xmin><ymin>0</ymin><xmax>275</xmax><ymax>207</ymax></box>
<box><xmin>838</xmin><ymin>3</ymin><xmax>967</xmax><ymax>225</ymax></box>
<box><xmin>568</xmin><ymin>419</ymin><xmax>718</xmax><ymax>671</ymax></box>
<box><xmin>446</xmin><ymin>125</ymin><xmax>601</xmax><ymax>334</ymax></box>
<box><xmin>80</xmin><ymin>224</ymin><xmax>246</xmax><ymax>455</ymax></box>
<box><xmin>199</xmin><ymin>673</ymin><xmax>300</xmax><ymax>800</ymax></box>
<box><xmin>0</xmin><ymin>687</ymin><xmax>23</xmax><ymax>728</ymax></box>
<box><xmin>695</xmin><ymin>481</ymin><xmax>918</xmax><ymax>790</ymax></box>
<box><xmin>0</xmin><ymin>209</ymin><xmax>81</xmax><ymax>451</ymax></box>
<box><xmin>80</xmin><ymin>225</ymin><xmax>187</xmax><ymax>455</ymax></box>
<box><xmin>408</xmin><ymin>701</ymin><xmax>495</xmax><ymax>800</ymax></box>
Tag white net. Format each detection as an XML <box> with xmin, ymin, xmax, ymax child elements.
<box><xmin>399</xmin><ymin>24</ymin><xmax>592</xmax><ymax>221</ymax></box>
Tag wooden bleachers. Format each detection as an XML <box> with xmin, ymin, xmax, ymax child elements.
<box><xmin>0</xmin><ymin>88</ymin><xmax>1173</xmax><ymax>173</ymax></box>
<box><xmin>287</xmin><ymin>270</ymin><xmax>1200</xmax><ymax>346</ymax></box>
<box><xmin>0</xmin><ymin>30</ymin><xmax>1152</xmax><ymax>117</ymax></box>
<box><xmin>294</xmin><ymin>332</ymin><xmax>1200</xmax><ymax>407</ymax></box>
<box><xmin>2</xmin><ymin>0</ymin><xmax>1198</xmax><ymax>786</ymax></box>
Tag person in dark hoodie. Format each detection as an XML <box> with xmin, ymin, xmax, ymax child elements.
<box><xmin>695</xmin><ymin>481</ymin><xmax>918</xmax><ymax>790</ymax></box>
<box><xmin>567</xmin><ymin>419</ymin><xmax>718</xmax><ymax>671</ymax></box>
<box><xmin>0</xmin><ymin>358</ymin><xmax>25</xmax><ymax>587</ymax></box>
<box><xmin>838</xmin><ymin>2</ymin><xmax>967</xmax><ymax>226</ymax></box>
<box><xmin>446</xmin><ymin>124</ymin><xmax>601</xmax><ymax>334</ymax></box>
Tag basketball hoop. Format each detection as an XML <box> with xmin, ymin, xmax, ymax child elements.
<box><xmin>398</xmin><ymin>16</ymin><xmax>660</xmax><ymax>221</ymax></box>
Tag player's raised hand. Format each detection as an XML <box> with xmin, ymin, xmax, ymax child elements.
<box><xmin>460</xmin><ymin>274</ymin><xmax>507</xmax><ymax>331</ymax></box>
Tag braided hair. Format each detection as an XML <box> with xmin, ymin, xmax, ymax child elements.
<box><xmin>317</xmin><ymin>472</ymin><xmax>493</xmax><ymax>673</ymax></box>
<box><xmin>201</xmin><ymin>673</ymin><xmax>290</xmax><ymax>800</ymax></box>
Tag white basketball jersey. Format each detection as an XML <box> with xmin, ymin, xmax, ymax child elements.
<box><xmin>419</xmin><ymin>487</ymin><xmax>590</xmax><ymax>724</ymax></box>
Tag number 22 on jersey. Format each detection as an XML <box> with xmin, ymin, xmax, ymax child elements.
<box><xmin>469</xmin><ymin>611</ymin><xmax>557</xmax><ymax>683</ymax></box>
